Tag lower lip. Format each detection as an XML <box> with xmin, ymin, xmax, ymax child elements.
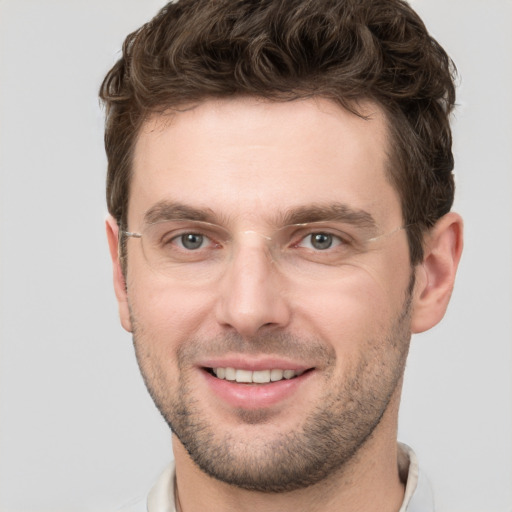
<box><xmin>202</xmin><ymin>369</ymin><xmax>313</xmax><ymax>409</ymax></box>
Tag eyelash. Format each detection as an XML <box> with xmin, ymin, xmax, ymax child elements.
<box><xmin>164</xmin><ymin>230</ymin><xmax>350</xmax><ymax>251</ymax></box>
<box><xmin>166</xmin><ymin>232</ymin><xmax>217</xmax><ymax>249</ymax></box>
<box><xmin>294</xmin><ymin>232</ymin><xmax>345</xmax><ymax>250</ymax></box>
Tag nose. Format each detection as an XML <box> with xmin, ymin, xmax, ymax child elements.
<box><xmin>215</xmin><ymin>242</ymin><xmax>291</xmax><ymax>338</ymax></box>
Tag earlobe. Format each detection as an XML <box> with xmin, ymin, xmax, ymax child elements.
<box><xmin>411</xmin><ymin>212</ymin><xmax>464</xmax><ymax>334</ymax></box>
<box><xmin>105</xmin><ymin>215</ymin><xmax>133</xmax><ymax>333</ymax></box>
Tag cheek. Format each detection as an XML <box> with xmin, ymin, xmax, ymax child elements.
<box><xmin>129</xmin><ymin>279</ymin><xmax>215</xmax><ymax>342</ymax></box>
<box><xmin>128</xmin><ymin>280</ymin><xmax>216</xmax><ymax>393</ymax></box>
<box><xmin>295</xmin><ymin>286</ymin><xmax>383</xmax><ymax>342</ymax></box>
<box><xmin>126</xmin><ymin>250</ymin><xmax>215</xmax><ymax>343</ymax></box>
<box><xmin>290</xmin><ymin>264</ymin><xmax>410</xmax><ymax>356</ymax></box>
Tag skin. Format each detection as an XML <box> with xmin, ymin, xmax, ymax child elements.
<box><xmin>107</xmin><ymin>97</ymin><xmax>463</xmax><ymax>512</ymax></box>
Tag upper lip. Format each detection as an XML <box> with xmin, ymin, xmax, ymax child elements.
<box><xmin>199</xmin><ymin>356</ymin><xmax>313</xmax><ymax>372</ymax></box>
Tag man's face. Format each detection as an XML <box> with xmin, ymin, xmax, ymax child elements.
<box><xmin>122</xmin><ymin>98</ymin><xmax>414</xmax><ymax>491</ymax></box>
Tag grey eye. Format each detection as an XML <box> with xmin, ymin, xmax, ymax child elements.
<box><xmin>310</xmin><ymin>233</ymin><xmax>333</xmax><ymax>250</ymax></box>
<box><xmin>180</xmin><ymin>233</ymin><xmax>204</xmax><ymax>250</ymax></box>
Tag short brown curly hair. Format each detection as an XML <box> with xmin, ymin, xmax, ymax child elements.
<box><xmin>99</xmin><ymin>0</ymin><xmax>456</xmax><ymax>265</ymax></box>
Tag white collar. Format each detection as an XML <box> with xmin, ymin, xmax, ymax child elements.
<box><xmin>397</xmin><ymin>443</ymin><xmax>435</xmax><ymax>512</ymax></box>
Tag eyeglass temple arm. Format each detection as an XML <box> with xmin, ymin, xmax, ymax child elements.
<box><xmin>122</xmin><ymin>231</ymin><xmax>142</xmax><ymax>239</ymax></box>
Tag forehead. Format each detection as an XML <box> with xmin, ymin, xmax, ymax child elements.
<box><xmin>130</xmin><ymin>97</ymin><xmax>401</xmax><ymax>228</ymax></box>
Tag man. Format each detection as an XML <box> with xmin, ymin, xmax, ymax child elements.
<box><xmin>100</xmin><ymin>0</ymin><xmax>463</xmax><ymax>510</ymax></box>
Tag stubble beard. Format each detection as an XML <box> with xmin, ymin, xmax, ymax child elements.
<box><xmin>131</xmin><ymin>283</ymin><xmax>413</xmax><ymax>493</ymax></box>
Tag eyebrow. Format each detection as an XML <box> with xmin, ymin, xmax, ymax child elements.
<box><xmin>144</xmin><ymin>201</ymin><xmax>219</xmax><ymax>225</ymax></box>
<box><xmin>280</xmin><ymin>204</ymin><xmax>377</xmax><ymax>231</ymax></box>
<box><xmin>143</xmin><ymin>200</ymin><xmax>377</xmax><ymax>231</ymax></box>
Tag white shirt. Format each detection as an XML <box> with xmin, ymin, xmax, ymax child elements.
<box><xmin>119</xmin><ymin>443</ymin><xmax>434</xmax><ymax>512</ymax></box>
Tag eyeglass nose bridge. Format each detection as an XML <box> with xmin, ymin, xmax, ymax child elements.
<box><xmin>227</xmin><ymin>229</ymin><xmax>281</xmax><ymax>266</ymax></box>
<box><xmin>241</xmin><ymin>230</ymin><xmax>272</xmax><ymax>241</ymax></box>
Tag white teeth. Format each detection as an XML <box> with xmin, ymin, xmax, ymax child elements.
<box><xmin>270</xmin><ymin>369</ymin><xmax>284</xmax><ymax>381</ymax></box>
<box><xmin>252</xmin><ymin>370</ymin><xmax>271</xmax><ymax>383</ymax></box>
<box><xmin>235</xmin><ymin>369</ymin><xmax>253</xmax><ymax>383</ymax></box>
<box><xmin>225</xmin><ymin>367</ymin><xmax>236</xmax><ymax>380</ymax></box>
<box><xmin>212</xmin><ymin>367</ymin><xmax>303</xmax><ymax>383</ymax></box>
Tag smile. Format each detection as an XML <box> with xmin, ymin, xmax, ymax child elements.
<box><xmin>202</xmin><ymin>364</ymin><xmax>315</xmax><ymax>408</ymax></box>
<box><xmin>210</xmin><ymin>367</ymin><xmax>306</xmax><ymax>383</ymax></box>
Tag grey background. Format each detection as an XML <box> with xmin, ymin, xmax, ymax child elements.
<box><xmin>0</xmin><ymin>0</ymin><xmax>511</xmax><ymax>510</ymax></box>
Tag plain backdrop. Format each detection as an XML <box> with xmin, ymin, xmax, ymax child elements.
<box><xmin>0</xmin><ymin>1</ymin><xmax>511</xmax><ymax>511</ymax></box>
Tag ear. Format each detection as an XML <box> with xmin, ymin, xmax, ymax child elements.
<box><xmin>411</xmin><ymin>212</ymin><xmax>464</xmax><ymax>334</ymax></box>
<box><xmin>105</xmin><ymin>215</ymin><xmax>133</xmax><ymax>333</ymax></box>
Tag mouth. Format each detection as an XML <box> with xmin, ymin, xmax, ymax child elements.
<box><xmin>201</xmin><ymin>363</ymin><xmax>315</xmax><ymax>409</ymax></box>
<box><xmin>205</xmin><ymin>367</ymin><xmax>312</xmax><ymax>384</ymax></box>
